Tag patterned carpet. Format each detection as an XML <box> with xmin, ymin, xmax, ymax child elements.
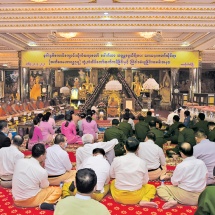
<box><xmin>0</xmin><ymin>144</ymin><xmax>198</xmax><ymax>215</ymax></box>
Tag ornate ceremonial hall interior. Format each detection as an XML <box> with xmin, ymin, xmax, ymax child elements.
<box><xmin>0</xmin><ymin>1</ymin><xmax>215</xmax><ymax>215</ymax></box>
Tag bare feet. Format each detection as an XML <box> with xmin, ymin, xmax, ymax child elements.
<box><xmin>139</xmin><ymin>201</ymin><xmax>158</xmax><ymax>208</ymax></box>
<box><xmin>162</xmin><ymin>200</ymin><xmax>177</xmax><ymax>209</ymax></box>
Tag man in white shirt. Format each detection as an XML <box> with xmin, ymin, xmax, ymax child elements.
<box><xmin>45</xmin><ymin>134</ymin><xmax>76</xmax><ymax>186</ymax></box>
<box><xmin>163</xmin><ymin>111</ymin><xmax>178</xmax><ymax>126</ymax></box>
<box><xmin>76</xmin><ymin>134</ymin><xmax>118</xmax><ymax>169</ymax></box>
<box><xmin>193</xmin><ymin>129</ymin><xmax>215</xmax><ymax>185</ymax></box>
<box><xmin>110</xmin><ymin>137</ymin><xmax>157</xmax><ymax>208</ymax></box>
<box><xmin>137</xmin><ymin>132</ymin><xmax>166</xmax><ymax>180</ymax></box>
<box><xmin>55</xmin><ymin>168</ymin><xmax>110</xmax><ymax>215</ymax></box>
<box><xmin>157</xmin><ymin>142</ymin><xmax>208</xmax><ymax>209</ymax></box>
<box><xmin>62</xmin><ymin>148</ymin><xmax>110</xmax><ymax>201</ymax></box>
<box><xmin>0</xmin><ymin>135</ymin><xmax>24</xmax><ymax>188</ymax></box>
<box><xmin>12</xmin><ymin>143</ymin><xmax>61</xmax><ymax>210</ymax></box>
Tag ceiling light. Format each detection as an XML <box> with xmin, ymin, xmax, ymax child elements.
<box><xmin>30</xmin><ymin>0</ymin><xmax>47</xmax><ymax>2</ymax></box>
<box><xmin>58</xmin><ymin>32</ymin><xmax>77</xmax><ymax>39</ymax></box>
<box><xmin>28</xmin><ymin>42</ymin><xmax>37</xmax><ymax>46</ymax></box>
<box><xmin>181</xmin><ymin>42</ymin><xmax>190</xmax><ymax>47</ymax></box>
<box><xmin>163</xmin><ymin>0</ymin><xmax>176</xmax><ymax>2</ymax></box>
<box><xmin>106</xmin><ymin>42</ymin><xmax>112</xmax><ymax>46</ymax></box>
<box><xmin>104</xmin><ymin>12</ymin><xmax>109</xmax><ymax>15</ymax></box>
<box><xmin>140</xmin><ymin>32</ymin><xmax>157</xmax><ymax>39</ymax></box>
<box><xmin>2</xmin><ymin>64</ymin><xmax>7</xmax><ymax>67</ymax></box>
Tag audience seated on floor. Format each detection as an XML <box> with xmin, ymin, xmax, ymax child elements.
<box><xmin>54</xmin><ymin>168</ymin><xmax>110</xmax><ymax>215</ymax></box>
<box><xmin>62</xmin><ymin>148</ymin><xmax>110</xmax><ymax>201</ymax></box>
<box><xmin>104</xmin><ymin>119</ymin><xmax>127</xmax><ymax>156</ymax></box>
<box><xmin>183</xmin><ymin>110</ymin><xmax>191</xmax><ymax>128</ymax></box>
<box><xmin>149</xmin><ymin>120</ymin><xmax>166</xmax><ymax>148</ymax></box>
<box><xmin>12</xmin><ymin>143</ymin><xmax>62</xmax><ymax>210</ymax></box>
<box><xmin>0</xmin><ymin>120</ymin><xmax>12</xmax><ymax>149</ymax></box>
<box><xmin>61</xmin><ymin>114</ymin><xmax>82</xmax><ymax>144</ymax></box>
<box><xmin>28</xmin><ymin>117</ymin><xmax>43</xmax><ymax>150</ymax></box>
<box><xmin>118</xmin><ymin>115</ymin><xmax>133</xmax><ymax>138</ymax></box>
<box><xmin>193</xmin><ymin>129</ymin><xmax>215</xmax><ymax>185</ymax></box>
<box><xmin>110</xmin><ymin>137</ymin><xmax>158</xmax><ymax>208</ymax></box>
<box><xmin>76</xmin><ymin>134</ymin><xmax>117</xmax><ymax>169</ymax></box>
<box><xmin>137</xmin><ymin>132</ymin><xmax>166</xmax><ymax>181</ymax></box>
<box><xmin>208</xmin><ymin>121</ymin><xmax>215</xmax><ymax>142</ymax></box>
<box><xmin>157</xmin><ymin>142</ymin><xmax>208</xmax><ymax>209</ymax></box>
<box><xmin>0</xmin><ymin>135</ymin><xmax>24</xmax><ymax>188</ymax></box>
<box><xmin>45</xmin><ymin>134</ymin><xmax>76</xmax><ymax>186</ymax></box>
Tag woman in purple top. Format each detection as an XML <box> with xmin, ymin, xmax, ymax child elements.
<box><xmin>39</xmin><ymin>114</ymin><xmax>55</xmax><ymax>144</ymax></box>
<box><xmin>61</xmin><ymin>114</ymin><xmax>82</xmax><ymax>144</ymax></box>
<box><xmin>28</xmin><ymin>117</ymin><xmax>43</xmax><ymax>150</ymax></box>
<box><xmin>82</xmin><ymin>115</ymin><xmax>98</xmax><ymax>141</ymax></box>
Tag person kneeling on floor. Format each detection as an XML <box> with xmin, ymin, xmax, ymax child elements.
<box><xmin>12</xmin><ymin>143</ymin><xmax>62</xmax><ymax>210</ymax></box>
<box><xmin>54</xmin><ymin>168</ymin><xmax>110</xmax><ymax>215</ymax></box>
<box><xmin>157</xmin><ymin>142</ymin><xmax>208</xmax><ymax>209</ymax></box>
<box><xmin>62</xmin><ymin>148</ymin><xmax>110</xmax><ymax>201</ymax></box>
<box><xmin>110</xmin><ymin>137</ymin><xmax>158</xmax><ymax>208</ymax></box>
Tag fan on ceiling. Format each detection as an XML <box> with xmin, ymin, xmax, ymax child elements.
<box><xmin>47</xmin><ymin>30</ymin><xmax>58</xmax><ymax>43</ymax></box>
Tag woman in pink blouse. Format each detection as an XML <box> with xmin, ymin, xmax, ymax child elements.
<box><xmin>39</xmin><ymin>114</ymin><xmax>55</xmax><ymax>144</ymax></box>
<box><xmin>61</xmin><ymin>114</ymin><xmax>82</xmax><ymax>144</ymax></box>
<box><xmin>82</xmin><ymin>116</ymin><xmax>98</xmax><ymax>141</ymax></box>
<box><xmin>28</xmin><ymin>117</ymin><xmax>43</xmax><ymax>150</ymax></box>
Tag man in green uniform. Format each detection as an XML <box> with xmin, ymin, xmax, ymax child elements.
<box><xmin>164</xmin><ymin>115</ymin><xmax>183</xmax><ymax>144</ymax></box>
<box><xmin>195</xmin><ymin>167</ymin><xmax>215</xmax><ymax>215</ymax></box>
<box><xmin>144</xmin><ymin>111</ymin><xmax>157</xmax><ymax>123</ymax></box>
<box><xmin>191</xmin><ymin>113</ymin><xmax>209</xmax><ymax>136</ymax></box>
<box><xmin>178</xmin><ymin>124</ymin><xmax>196</xmax><ymax>146</ymax></box>
<box><xmin>135</xmin><ymin>116</ymin><xmax>149</xmax><ymax>142</ymax></box>
<box><xmin>118</xmin><ymin>115</ymin><xmax>133</xmax><ymax>138</ymax></box>
<box><xmin>167</xmin><ymin>124</ymin><xmax>196</xmax><ymax>157</ymax></box>
<box><xmin>104</xmin><ymin>119</ymin><xmax>127</xmax><ymax>156</ymax></box>
<box><xmin>149</xmin><ymin>120</ymin><xmax>165</xmax><ymax>148</ymax></box>
<box><xmin>208</xmin><ymin>122</ymin><xmax>215</xmax><ymax>142</ymax></box>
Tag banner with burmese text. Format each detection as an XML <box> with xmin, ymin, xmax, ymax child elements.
<box><xmin>21</xmin><ymin>51</ymin><xmax>199</xmax><ymax>68</ymax></box>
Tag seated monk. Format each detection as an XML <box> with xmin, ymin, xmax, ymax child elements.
<box><xmin>19</xmin><ymin>102</ymin><xmax>25</xmax><ymax>112</ymax></box>
<box><xmin>0</xmin><ymin>104</ymin><xmax>6</xmax><ymax>116</ymax></box>
<box><xmin>11</xmin><ymin>101</ymin><xmax>22</xmax><ymax>114</ymax></box>
<box><xmin>44</xmin><ymin>99</ymin><xmax>50</xmax><ymax>108</ymax></box>
<box><xmin>4</xmin><ymin>101</ymin><xmax>16</xmax><ymax>115</ymax></box>
<box><xmin>30</xmin><ymin>99</ymin><xmax>38</xmax><ymax>110</ymax></box>
<box><xmin>36</xmin><ymin>97</ymin><xmax>45</xmax><ymax>109</ymax></box>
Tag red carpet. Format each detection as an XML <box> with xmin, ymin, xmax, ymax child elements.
<box><xmin>0</xmin><ymin>150</ymin><xmax>197</xmax><ymax>215</ymax></box>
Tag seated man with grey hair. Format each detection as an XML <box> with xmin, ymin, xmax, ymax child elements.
<box><xmin>76</xmin><ymin>134</ymin><xmax>118</xmax><ymax>169</ymax></box>
<box><xmin>0</xmin><ymin>135</ymin><xmax>24</xmax><ymax>188</ymax></box>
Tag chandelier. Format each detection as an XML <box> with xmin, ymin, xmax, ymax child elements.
<box><xmin>30</xmin><ymin>0</ymin><xmax>47</xmax><ymax>2</ymax></box>
<box><xmin>140</xmin><ymin>32</ymin><xmax>157</xmax><ymax>39</ymax></box>
<box><xmin>58</xmin><ymin>32</ymin><xmax>77</xmax><ymax>39</ymax></box>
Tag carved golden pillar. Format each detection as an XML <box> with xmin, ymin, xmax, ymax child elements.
<box><xmin>170</xmin><ymin>68</ymin><xmax>179</xmax><ymax>98</ymax></box>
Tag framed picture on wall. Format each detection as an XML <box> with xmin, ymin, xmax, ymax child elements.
<box><xmin>124</xmin><ymin>98</ymin><xmax>135</xmax><ymax>110</ymax></box>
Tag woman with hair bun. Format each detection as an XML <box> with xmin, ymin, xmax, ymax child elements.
<box><xmin>61</xmin><ymin>114</ymin><xmax>82</xmax><ymax>144</ymax></box>
<box><xmin>82</xmin><ymin>115</ymin><xmax>98</xmax><ymax>141</ymax></box>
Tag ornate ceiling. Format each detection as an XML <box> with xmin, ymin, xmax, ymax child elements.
<box><xmin>0</xmin><ymin>0</ymin><xmax>215</xmax><ymax>67</ymax></box>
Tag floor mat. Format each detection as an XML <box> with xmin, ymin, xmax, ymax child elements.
<box><xmin>1</xmin><ymin>147</ymin><xmax>197</xmax><ymax>215</ymax></box>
